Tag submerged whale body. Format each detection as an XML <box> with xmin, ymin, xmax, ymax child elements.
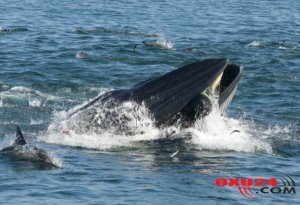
<box><xmin>69</xmin><ymin>58</ymin><xmax>243</xmax><ymax>127</ymax></box>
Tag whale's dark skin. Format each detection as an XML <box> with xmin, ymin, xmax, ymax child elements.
<box><xmin>68</xmin><ymin>58</ymin><xmax>243</xmax><ymax>127</ymax></box>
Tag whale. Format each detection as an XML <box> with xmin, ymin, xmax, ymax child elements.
<box><xmin>67</xmin><ymin>58</ymin><xmax>243</xmax><ymax>128</ymax></box>
<box><xmin>0</xmin><ymin>126</ymin><xmax>60</xmax><ymax>168</ymax></box>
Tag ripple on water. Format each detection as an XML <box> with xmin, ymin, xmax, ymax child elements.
<box><xmin>0</xmin><ymin>26</ymin><xmax>28</xmax><ymax>34</ymax></box>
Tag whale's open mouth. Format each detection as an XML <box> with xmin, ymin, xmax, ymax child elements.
<box><xmin>171</xmin><ymin>61</ymin><xmax>243</xmax><ymax>126</ymax></box>
<box><xmin>65</xmin><ymin>58</ymin><xmax>244</xmax><ymax>128</ymax></box>
<box><xmin>218</xmin><ymin>63</ymin><xmax>244</xmax><ymax>113</ymax></box>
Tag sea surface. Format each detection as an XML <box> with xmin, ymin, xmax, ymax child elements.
<box><xmin>0</xmin><ymin>0</ymin><xmax>299</xmax><ymax>204</ymax></box>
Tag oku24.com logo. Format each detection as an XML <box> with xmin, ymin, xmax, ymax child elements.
<box><xmin>215</xmin><ymin>177</ymin><xmax>296</xmax><ymax>199</ymax></box>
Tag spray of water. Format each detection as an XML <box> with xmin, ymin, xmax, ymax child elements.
<box><xmin>41</xmin><ymin>89</ymin><xmax>280</xmax><ymax>153</ymax></box>
<box><xmin>156</xmin><ymin>37</ymin><xmax>174</xmax><ymax>49</ymax></box>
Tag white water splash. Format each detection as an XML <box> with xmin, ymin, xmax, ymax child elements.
<box><xmin>185</xmin><ymin>110</ymin><xmax>272</xmax><ymax>153</ymax></box>
<box><xmin>0</xmin><ymin>99</ymin><xmax>3</xmax><ymax>107</ymax></box>
<box><xmin>42</xmin><ymin>90</ymin><xmax>274</xmax><ymax>153</ymax></box>
<box><xmin>45</xmin><ymin>99</ymin><xmax>161</xmax><ymax>150</ymax></box>
<box><xmin>247</xmin><ymin>41</ymin><xmax>263</xmax><ymax>48</ymax></box>
<box><xmin>180</xmin><ymin>96</ymin><xmax>271</xmax><ymax>153</ymax></box>
<box><xmin>156</xmin><ymin>38</ymin><xmax>174</xmax><ymax>49</ymax></box>
<box><xmin>29</xmin><ymin>98</ymin><xmax>41</xmax><ymax>107</ymax></box>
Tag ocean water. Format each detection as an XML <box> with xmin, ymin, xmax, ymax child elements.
<box><xmin>0</xmin><ymin>0</ymin><xmax>299</xmax><ymax>204</ymax></box>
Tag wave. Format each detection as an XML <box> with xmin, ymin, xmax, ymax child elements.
<box><xmin>0</xmin><ymin>85</ymin><xmax>110</xmax><ymax>106</ymax></box>
<box><xmin>128</xmin><ymin>31</ymin><xmax>162</xmax><ymax>37</ymax></box>
<box><xmin>30</xmin><ymin>119</ymin><xmax>44</xmax><ymax>125</ymax></box>
<box><xmin>2</xmin><ymin>86</ymin><xmax>61</xmax><ymax>100</ymax></box>
<box><xmin>10</xmin><ymin>86</ymin><xmax>32</xmax><ymax>92</ymax></box>
<box><xmin>74</xmin><ymin>27</ymin><xmax>162</xmax><ymax>37</ymax></box>
<box><xmin>74</xmin><ymin>27</ymin><xmax>121</xmax><ymax>35</ymax></box>
<box><xmin>247</xmin><ymin>40</ymin><xmax>300</xmax><ymax>51</ymax></box>
<box><xmin>0</xmin><ymin>85</ymin><xmax>64</xmax><ymax>109</ymax></box>
<box><xmin>292</xmin><ymin>45</ymin><xmax>300</xmax><ymax>50</ymax></box>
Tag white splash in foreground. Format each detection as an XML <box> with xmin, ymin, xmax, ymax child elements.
<box><xmin>41</xmin><ymin>90</ymin><xmax>275</xmax><ymax>154</ymax></box>
<box><xmin>45</xmin><ymin>100</ymin><xmax>161</xmax><ymax>150</ymax></box>
<box><xmin>185</xmin><ymin>110</ymin><xmax>272</xmax><ymax>153</ymax></box>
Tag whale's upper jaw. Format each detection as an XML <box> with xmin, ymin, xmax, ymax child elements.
<box><xmin>125</xmin><ymin>58</ymin><xmax>229</xmax><ymax>124</ymax></box>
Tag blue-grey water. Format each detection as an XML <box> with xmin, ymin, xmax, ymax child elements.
<box><xmin>0</xmin><ymin>0</ymin><xmax>299</xmax><ymax>204</ymax></box>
